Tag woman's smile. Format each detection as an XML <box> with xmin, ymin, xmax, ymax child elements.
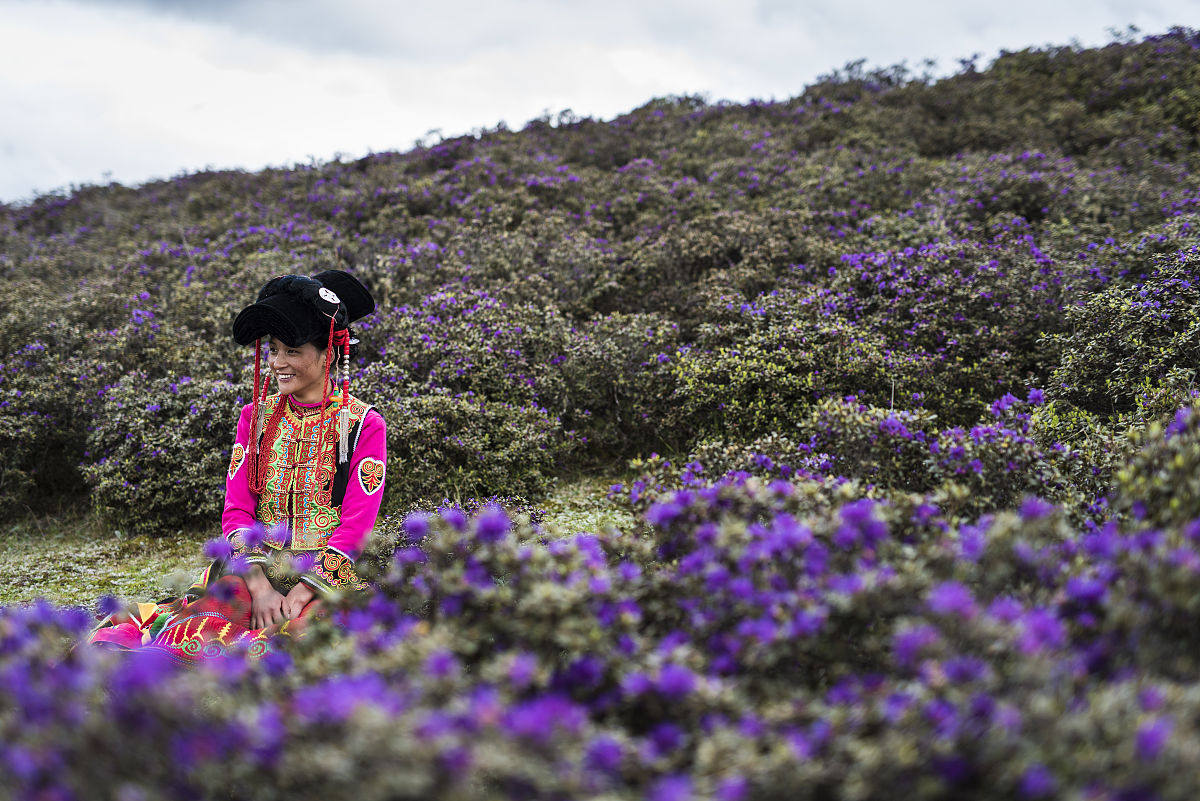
<box><xmin>267</xmin><ymin>337</ymin><xmax>329</xmax><ymax>404</ymax></box>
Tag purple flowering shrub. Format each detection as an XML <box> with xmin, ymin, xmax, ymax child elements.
<box><xmin>8</xmin><ymin>478</ymin><xmax>1200</xmax><ymax>798</ymax></box>
<box><xmin>1110</xmin><ymin>403</ymin><xmax>1200</xmax><ymax>530</ymax></box>
<box><xmin>628</xmin><ymin>391</ymin><xmax>1086</xmax><ymax>525</ymax></box>
<box><xmin>1047</xmin><ymin>252</ymin><xmax>1200</xmax><ymax>419</ymax></box>
<box><xmin>2</xmin><ymin>31</ymin><xmax>1200</xmax><ymax>519</ymax></box>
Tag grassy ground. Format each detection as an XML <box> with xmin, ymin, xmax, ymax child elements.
<box><xmin>0</xmin><ymin>478</ymin><xmax>633</xmax><ymax>611</ymax></box>
<box><xmin>0</xmin><ymin>508</ymin><xmax>210</xmax><ymax>609</ymax></box>
<box><xmin>538</xmin><ymin>476</ymin><xmax>636</xmax><ymax>537</ymax></box>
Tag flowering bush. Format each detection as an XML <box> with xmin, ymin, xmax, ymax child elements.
<box><xmin>8</xmin><ymin>472</ymin><xmax>1200</xmax><ymax>798</ymax></box>
<box><xmin>83</xmin><ymin>373</ymin><xmax>242</xmax><ymax>535</ymax></box>
<box><xmin>368</xmin><ymin>386</ymin><xmax>576</xmax><ymax>507</ymax></box>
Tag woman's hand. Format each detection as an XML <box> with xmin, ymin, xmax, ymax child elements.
<box><xmin>282</xmin><ymin>582</ymin><xmax>316</xmax><ymax>620</ymax></box>
<box><xmin>244</xmin><ymin>565</ymin><xmax>287</xmax><ymax>629</ymax></box>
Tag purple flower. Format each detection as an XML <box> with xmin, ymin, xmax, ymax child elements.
<box><xmin>912</xmin><ymin>503</ymin><xmax>939</xmax><ymax>526</ymax></box>
<box><xmin>243</xmin><ymin>523</ymin><xmax>266</xmax><ymax>549</ymax></box>
<box><xmin>791</xmin><ymin>607</ymin><xmax>826</xmax><ymax>637</ymax></box>
<box><xmin>1017</xmin><ymin>608</ymin><xmax>1066</xmax><ymax>654</ymax></box>
<box><xmin>111</xmin><ymin>649</ymin><xmax>176</xmax><ymax>693</ymax></box>
<box><xmin>1136</xmin><ymin>716</ymin><xmax>1172</xmax><ymax>761</ymax></box>
<box><xmin>716</xmin><ymin>776</ymin><xmax>748</xmax><ymax>801</ymax></box>
<box><xmin>1065</xmin><ymin>575</ymin><xmax>1107</xmax><ymax>605</ymax></box>
<box><xmin>1139</xmin><ymin>686</ymin><xmax>1166</xmax><ymax>712</ymax></box>
<box><xmin>1017</xmin><ymin>767</ymin><xmax>1056</xmax><ymax>796</ymax></box>
<box><xmin>1167</xmin><ymin>407</ymin><xmax>1191</xmax><ymax>438</ymax></box>
<box><xmin>924</xmin><ymin>698</ymin><xmax>960</xmax><ymax>739</ymax></box>
<box><xmin>927</xmin><ymin>581</ymin><xmax>977</xmax><ymax>619</ymax></box>
<box><xmin>425</xmin><ymin>649</ymin><xmax>459</xmax><ymax>678</ymax></box>
<box><xmin>621</xmin><ymin>671</ymin><xmax>653</xmax><ymax>696</ymax></box>
<box><xmin>96</xmin><ymin>594</ymin><xmax>123</xmax><ymax>617</ymax></box>
<box><xmin>507</xmin><ymin>652</ymin><xmax>537</xmax><ymax>688</ymax></box>
<box><xmin>1019</xmin><ymin>496</ymin><xmax>1055</xmax><ymax>520</ymax></box>
<box><xmin>394</xmin><ymin>547</ymin><xmax>427</xmax><ymax>566</ymax></box>
<box><xmin>943</xmin><ymin>656</ymin><xmax>989</xmax><ymax>683</ymax></box>
<box><xmin>502</xmin><ymin>695</ymin><xmax>585</xmax><ymax>745</ymax></box>
<box><xmin>990</xmin><ymin>392</ymin><xmax>1020</xmax><ymax>415</ymax></box>
<box><xmin>893</xmin><ymin>624</ymin><xmax>939</xmax><ymax>667</ymax></box>
<box><xmin>403</xmin><ymin>512</ymin><xmax>431</xmax><ymax>543</ymax></box>
<box><xmin>474</xmin><ymin>505</ymin><xmax>510</xmax><ymax>543</ymax></box>
<box><xmin>585</xmin><ymin>735</ymin><xmax>623</xmax><ymax>774</ymax></box>
<box><xmin>415</xmin><ymin>709</ymin><xmax>456</xmax><ymax>743</ymax></box>
<box><xmin>988</xmin><ymin>596</ymin><xmax>1024</xmax><ymax>622</ymax></box>
<box><xmin>838</xmin><ymin>499</ymin><xmax>888</xmax><ymax>547</ymax></box>
<box><xmin>648</xmin><ymin>722</ymin><xmax>685</xmax><ymax>756</ymax></box>
<box><xmin>1026</xmin><ymin>388</ymin><xmax>1045</xmax><ymax>405</ymax></box>
<box><xmin>555</xmin><ymin>656</ymin><xmax>604</xmax><ymax>691</ymax></box>
<box><xmin>208</xmin><ymin>578</ymin><xmax>237</xmax><ymax>603</ymax></box>
<box><xmin>883</xmin><ymin>692</ymin><xmax>914</xmax><ymax>723</ymax></box>
<box><xmin>646</xmin><ymin>501</ymin><xmax>684</xmax><ymax>527</ymax></box>
<box><xmin>441</xmin><ymin>506</ymin><xmax>468</xmax><ymax>531</ymax></box>
<box><xmin>4</xmin><ymin>745</ymin><xmax>38</xmax><ymax>782</ymax></box>
<box><xmin>648</xmin><ymin>774</ymin><xmax>692</xmax><ymax>801</ymax></box>
<box><xmin>202</xmin><ymin>537</ymin><xmax>234</xmax><ymax>561</ymax></box>
<box><xmin>656</xmin><ymin>664</ymin><xmax>697</xmax><ymax>701</ymax></box>
<box><xmin>879</xmin><ymin>414</ymin><xmax>911</xmax><ymax>438</ymax></box>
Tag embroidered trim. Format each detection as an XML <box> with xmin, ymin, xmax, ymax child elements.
<box><xmin>228</xmin><ymin>443</ymin><xmax>246</xmax><ymax>481</ymax></box>
<box><xmin>302</xmin><ymin>547</ymin><xmax>368</xmax><ymax>594</ymax></box>
<box><xmin>358</xmin><ymin>457</ymin><xmax>385</xmax><ymax>496</ymax></box>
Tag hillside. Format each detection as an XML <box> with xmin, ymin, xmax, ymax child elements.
<box><xmin>0</xmin><ymin>27</ymin><xmax>1197</xmax><ymax>532</ymax></box>
<box><xmin>3</xmin><ymin>28</ymin><xmax>1200</xmax><ymax>800</ymax></box>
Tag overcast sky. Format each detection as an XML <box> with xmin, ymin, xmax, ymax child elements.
<box><xmin>1</xmin><ymin>0</ymin><xmax>1194</xmax><ymax>204</ymax></box>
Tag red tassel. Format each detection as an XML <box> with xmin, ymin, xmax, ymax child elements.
<box><xmin>332</xmin><ymin>329</ymin><xmax>352</xmax><ymax>405</ymax></box>
<box><xmin>247</xmin><ymin>338</ymin><xmax>262</xmax><ymax>491</ymax></box>
<box><xmin>248</xmin><ymin>337</ymin><xmax>283</xmax><ymax>495</ymax></box>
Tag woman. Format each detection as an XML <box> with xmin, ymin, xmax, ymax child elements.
<box><xmin>89</xmin><ymin>270</ymin><xmax>387</xmax><ymax>663</ymax></box>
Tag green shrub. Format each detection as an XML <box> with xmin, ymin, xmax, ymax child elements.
<box><xmin>83</xmin><ymin>373</ymin><xmax>242</xmax><ymax>535</ymax></box>
<box><xmin>366</xmin><ymin>382</ymin><xmax>577</xmax><ymax>508</ymax></box>
<box><xmin>1046</xmin><ymin>252</ymin><xmax>1200</xmax><ymax>418</ymax></box>
<box><xmin>1110</xmin><ymin>401</ymin><xmax>1200</xmax><ymax>529</ymax></box>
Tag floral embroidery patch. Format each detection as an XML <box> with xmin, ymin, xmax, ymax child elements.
<box><xmin>358</xmin><ymin>457</ymin><xmax>385</xmax><ymax>496</ymax></box>
<box><xmin>228</xmin><ymin>443</ymin><xmax>245</xmax><ymax>481</ymax></box>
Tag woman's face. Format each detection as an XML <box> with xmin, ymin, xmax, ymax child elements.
<box><xmin>266</xmin><ymin>337</ymin><xmax>328</xmax><ymax>404</ymax></box>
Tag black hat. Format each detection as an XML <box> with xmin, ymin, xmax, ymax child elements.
<box><xmin>232</xmin><ymin>270</ymin><xmax>375</xmax><ymax>347</ymax></box>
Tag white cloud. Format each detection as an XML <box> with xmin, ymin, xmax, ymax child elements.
<box><xmin>1</xmin><ymin>0</ymin><xmax>1196</xmax><ymax>203</ymax></box>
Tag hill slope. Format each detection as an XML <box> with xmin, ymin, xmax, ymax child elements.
<box><xmin>0</xmin><ymin>27</ymin><xmax>1198</xmax><ymax>533</ymax></box>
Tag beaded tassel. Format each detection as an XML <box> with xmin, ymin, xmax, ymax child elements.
<box><xmin>336</xmin><ymin>332</ymin><xmax>351</xmax><ymax>463</ymax></box>
<box><xmin>314</xmin><ymin>315</ymin><xmax>339</xmax><ymax>508</ymax></box>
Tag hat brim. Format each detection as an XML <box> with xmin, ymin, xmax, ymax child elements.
<box><xmin>232</xmin><ymin>293</ymin><xmax>326</xmax><ymax>347</ymax></box>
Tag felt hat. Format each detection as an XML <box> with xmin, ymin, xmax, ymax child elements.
<box><xmin>232</xmin><ymin>270</ymin><xmax>375</xmax><ymax>347</ymax></box>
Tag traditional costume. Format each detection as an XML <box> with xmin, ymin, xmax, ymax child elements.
<box><xmin>89</xmin><ymin>270</ymin><xmax>387</xmax><ymax>663</ymax></box>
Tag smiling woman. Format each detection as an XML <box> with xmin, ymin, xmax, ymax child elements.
<box><xmin>87</xmin><ymin>270</ymin><xmax>388</xmax><ymax>663</ymax></box>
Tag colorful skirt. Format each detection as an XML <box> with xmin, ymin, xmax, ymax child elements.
<box><xmin>88</xmin><ymin>564</ymin><xmax>322</xmax><ymax>665</ymax></box>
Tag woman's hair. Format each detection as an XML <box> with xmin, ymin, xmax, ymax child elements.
<box><xmin>302</xmin><ymin>324</ymin><xmax>360</xmax><ymax>361</ymax></box>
